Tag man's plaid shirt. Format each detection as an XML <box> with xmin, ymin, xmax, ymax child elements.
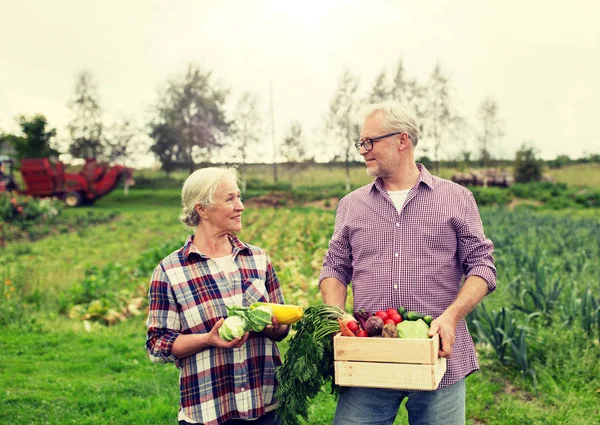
<box><xmin>146</xmin><ymin>234</ymin><xmax>285</xmax><ymax>425</ymax></box>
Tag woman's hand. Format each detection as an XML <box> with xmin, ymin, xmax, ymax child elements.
<box><xmin>208</xmin><ymin>318</ymin><xmax>249</xmax><ymax>348</ymax></box>
<box><xmin>262</xmin><ymin>315</ymin><xmax>289</xmax><ymax>341</ymax></box>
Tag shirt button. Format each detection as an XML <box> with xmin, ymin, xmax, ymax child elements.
<box><xmin>241</xmin><ymin>387</ymin><xmax>245</xmax><ymax>392</ymax></box>
<box><xmin>394</xmin><ymin>284</ymin><xmax>398</xmax><ymax>289</ymax></box>
<box><xmin>395</xmin><ymin>253</ymin><xmax>399</xmax><ymax>258</ymax></box>
<box><xmin>395</xmin><ymin>223</ymin><xmax>400</xmax><ymax>227</ymax></box>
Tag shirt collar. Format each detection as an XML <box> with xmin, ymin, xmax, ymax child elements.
<box><xmin>416</xmin><ymin>163</ymin><xmax>434</xmax><ymax>189</ymax></box>
<box><xmin>370</xmin><ymin>163</ymin><xmax>434</xmax><ymax>194</ymax></box>
<box><xmin>181</xmin><ymin>233</ymin><xmax>249</xmax><ymax>260</ymax></box>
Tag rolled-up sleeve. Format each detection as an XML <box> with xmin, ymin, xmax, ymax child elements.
<box><xmin>457</xmin><ymin>192</ymin><xmax>497</xmax><ymax>294</ymax></box>
<box><xmin>146</xmin><ymin>264</ymin><xmax>181</xmax><ymax>363</ymax></box>
<box><xmin>319</xmin><ymin>197</ymin><xmax>353</xmax><ymax>287</ymax></box>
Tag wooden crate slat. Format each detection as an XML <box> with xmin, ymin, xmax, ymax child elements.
<box><xmin>334</xmin><ymin>358</ymin><xmax>447</xmax><ymax>391</ymax></box>
<box><xmin>334</xmin><ymin>333</ymin><xmax>440</xmax><ymax>365</ymax></box>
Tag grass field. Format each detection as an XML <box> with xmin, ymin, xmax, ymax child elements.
<box><xmin>546</xmin><ymin>163</ymin><xmax>600</xmax><ymax>187</ymax></box>
<box><xmin>2</xmin><ymin>184</ymin><xmax>600</xmax><ymax>424</ymax></box>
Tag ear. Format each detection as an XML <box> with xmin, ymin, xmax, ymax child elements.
<box><xmin>398</xmin><ymin>133</ymin><xmax>411</xmax><ymax>151</ymax></box>
<box><xmin>195</xmin><ymin>204</ymin><xmax>208</xmax><ymax>219</ymax></box>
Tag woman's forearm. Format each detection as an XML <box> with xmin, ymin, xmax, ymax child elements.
<box><xmin>171</xmin><ymin>333</ymin><xmax>213</xmax><ymax>358</ymax></box>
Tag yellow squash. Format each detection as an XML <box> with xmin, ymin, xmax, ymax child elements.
<box><xmin>251</xmin><ymin>302</ymin><xmax>304</xmax><ymax>325</ymax></box>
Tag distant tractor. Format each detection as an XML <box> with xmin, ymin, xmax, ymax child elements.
<box><xmin>0</xmin><ymin>157</ymin><xmax>134</xmax><ymax>207</ymax></box>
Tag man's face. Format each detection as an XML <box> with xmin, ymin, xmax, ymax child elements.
<box><xmin>359</xmin><ymin>112</ymin><xmax>401</xmax><ymax>178</ymax></box>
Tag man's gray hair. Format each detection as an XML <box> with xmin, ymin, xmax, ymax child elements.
<box><xmin>358</xmin><ymin>101</ymin><xmax>420</xmax><ymax>147</ymax></box>
<box><xmin>179</xmin><ymin>167</ymin><xmax>239</xmax><ymax>227</ymax></box>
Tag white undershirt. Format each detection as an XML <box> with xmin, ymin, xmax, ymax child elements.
<box><xmin>387</xmin><ymin>189</ymin><xmax>410</xmax><ymax>213</ymax></box>
<box><xmin>212</xmin><ymin>254</ymin><xmax>237</xmax><ymax>274</ymax></box>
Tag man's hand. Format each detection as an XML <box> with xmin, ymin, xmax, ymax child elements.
<box><xmin>428</xmin><ymin>276</ymin><xmax>489</xmax><ymax>358</ymax></box>
<box><xmin>428</xmin><ymin>313</ymin><xmax>458</xmax><ymax>358</ymax></box>
<box><xmin>208</xmin><ymin>318</ymin><xmax>249</xmax><ymax>348</ymax></box>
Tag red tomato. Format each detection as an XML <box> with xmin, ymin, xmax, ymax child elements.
<box><xmin>389</xmin><ymin>313</ymin><xmax>402</xmax><ymax>325</ymax></box>
<box><xmin>356</xmin><ymin>330</ymin><xmax>368</xmax><ymax>337</ymax></box>
<box><xmin>375</xmin><ymin>311</ymin><xmax>388</xmax><ymax>321</ymax></box>
<box><xmin>386</xmin><ymin>308</ymin><xmax>397</xmax><ymax>317</ymax></box>
<box><xmin>384</xmin><ymin>319</ymin><xmax>396</xmax><ymax>326</ymax></box>
<box><xmin>347</xmin><ymin>321</ymin><xmax>360</xmax><ymax>333</ymax></box>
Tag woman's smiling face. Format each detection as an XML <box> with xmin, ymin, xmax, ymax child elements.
<box><xmin>200</xmin><ymin>180</ymin><xmax>245</xmax><ymax>234</ymax></box>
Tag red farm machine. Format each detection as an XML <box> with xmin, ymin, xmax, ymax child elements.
<box><xmin>0</xmin><ymin>157</ymin><xmax>134</xmax><ymax>207</ymax></box>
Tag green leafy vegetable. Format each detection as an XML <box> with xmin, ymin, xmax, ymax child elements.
<box><xmin>247</xmin><ymin>305</ymin><xmax>273</xmax><ymax>332</ymax></box>
<box><xmin>275</xmin><ymin>304</ymin><xmax>344</xmax><ymax>425</ymax></box>
<box><xmin>396</xmin><ymin>318</ymin><xmax>430</xmax><ymax>339</ymax></box>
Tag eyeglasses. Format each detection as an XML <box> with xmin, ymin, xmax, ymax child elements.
<box><xmin>354</xmin><ymin>132</ymin><xmax>403</xmax><ymax>153</ymax></box>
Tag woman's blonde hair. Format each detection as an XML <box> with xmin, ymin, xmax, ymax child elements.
<box><xmin>179</xmin><ymin>167</ymin><xmax>239</xmax><ymax>227</ymax></box>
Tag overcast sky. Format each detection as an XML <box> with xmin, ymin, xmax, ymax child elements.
<box><xmin>1</xmin><ymin>0</ymin><xmax>599</xmax><ymax>166</ymax></box>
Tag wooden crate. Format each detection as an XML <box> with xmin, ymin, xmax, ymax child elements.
<box><xmin>334</xmin><ymin>333</ymin><xmax>447</xmax><ymax>391</ymax></box>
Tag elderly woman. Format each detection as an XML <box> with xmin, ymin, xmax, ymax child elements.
<box><xmin>146</xmin><ymin>167</ymin><xmax>288</xmax><ymax>425</ymax></box>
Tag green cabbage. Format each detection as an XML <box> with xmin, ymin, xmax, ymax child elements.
<box><xmin>396</xmin><ymin>319</ymin><xmax>431</xmax><ymax>339</ymax></box>
<box><xmin>219</xmin><ymin>315</ymin><xmax>248</xmax><ymax>341</ymax></box>
<box><xmin>246</xmin><ymin>305</ymin><xmax>273</xmax><ymax>332</ymax></box>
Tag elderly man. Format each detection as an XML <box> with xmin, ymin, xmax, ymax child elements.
<box><xmin>319</xmin><ymin>101</ymin><xmax>496</xmax><ymax>425</ymax></box>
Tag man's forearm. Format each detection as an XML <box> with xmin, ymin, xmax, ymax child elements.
<box><xmin>444</xmin><ymin>275</ymin><xmax>489</xmax><ymax>321</ymax></box>
<box><xmin>320</xmin><ymin>277</ymin><xmax>347</xmax><ymax>310</ymax></box>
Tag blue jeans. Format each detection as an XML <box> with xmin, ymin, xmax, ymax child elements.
<box><xmin>333</xmin><ymin>379</ymin><xmax>466</xmax><ymax>425</ymax></box>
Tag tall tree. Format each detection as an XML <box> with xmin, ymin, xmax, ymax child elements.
<box><xmin>102</xmin><ymin>117</ymin><xmax>141</xmax><ymax>164</ymax></box>
<box><xmin>67</xmin><ymin>70</ymin><xmax>104</xmax><ymax>159</ymax></box>
<box><xmin>368</xmin><ymin>69</ymin><xmax>389</xmax><ymax>103</ymax></box>
<box><xmin>326</xmin><ymin>70</ymin><xmax>360</xmax><ymax>192</ymax></box>
<box><xmin>280</xmin><ymin>121</ymin><xmax>311</xmax><ymax>188</ymax></box>
<box><xmin>149</xmin><ymin>64</ymin><xmax>231</xmax><ymax>173</ymax></box>
<box><xmin>389</xmin><ymin>60</ymin><xmax>408</xmax><ymax>100</ymax></box>
<box><xmin>422</xmin><ymin>63</ymin><xmax>462</xmax><ymax>175</ymax></box>
<box><xmin>5</xmin><ymin>114</ymin><xmax>59</xmax><ymax>160</ymax></box>
<box><xmin>232</xmin><ymin>92</ymin><xmax>262</xmax><ymax>191</ymax></box>
<box><xmin>390</xmin><ymin>60</ymin><xmax>424</xmax><ymax>112</ymax></box>
<box><xmin>476</xmin><ymin>97</ymin><xmax>504</xmax><ymax>169</ymax></box>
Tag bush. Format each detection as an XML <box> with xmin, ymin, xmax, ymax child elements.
<box><xmin>0</xmin><ymin>193</ymin><xmax>61</xmax><ymax>226</ymax></box>
<box><xmin>469</xmin><ymin>187</ymin><xmax>512</xmax><ymax>206</ymax></box>
<box><xmin>574</xmin><ymin>187</ymin><xmax>600</xmax><ymax>208</ymax></box>
<box><xmin>1</xmin><ymin>194</ymin><xmax>63</xmax><ymax>244</ymax></box>
<box><xmin>514</xmin><ymin>145</ymin><xmax>543</xmax><ymax>183</ymax></box>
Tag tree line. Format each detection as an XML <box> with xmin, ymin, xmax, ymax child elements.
<box><xmin>1</xmin><ymin>60</ymin><xmax>598</xmax><ymax>183</ymax></box>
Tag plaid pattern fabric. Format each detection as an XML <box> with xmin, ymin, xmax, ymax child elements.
<box><xmin>146</xmin><ymin>234</ymin><xmax>285</xmax><ymax>425</ymax></box>
<box><xmin>319</xmin><ymin>164</ymin><xmax>496</xmax><ymax>388</ymax></box>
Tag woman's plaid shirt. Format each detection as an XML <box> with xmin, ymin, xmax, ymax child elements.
<box><xmin>319</xmin><ymin>164</ymin><xmax>497</xmax><ymax>389</ymax></box>
<box><xmin>146</xmin><ymin>234</ymin><xmax>285</xmax><ymax>425</ymax></box>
